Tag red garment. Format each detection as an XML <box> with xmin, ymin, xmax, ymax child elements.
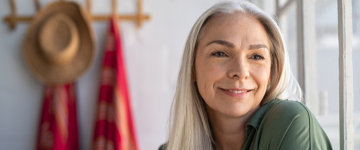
<box><xmin>92</xmin><ymin>16</ymin><xmax>139</xmax><ymax>150</ymax></box>
<box><xmin>36</xmin><ymin>84</ymin><xmax>79</xmax><ymax>150</ymax></box>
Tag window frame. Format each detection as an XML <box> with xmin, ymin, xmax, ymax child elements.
<box><xmin>337</xmin><ymin>0</ymin><xmax>354</xmax><ymax>149</ymax></box>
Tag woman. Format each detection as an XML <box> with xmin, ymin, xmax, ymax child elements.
<box><xmin>160</xmin><ymin>1</ymin><xmax>332</xmax><ymax>150</ymax></box>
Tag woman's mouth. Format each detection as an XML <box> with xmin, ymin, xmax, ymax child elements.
<box><xmin>227</xmin><ymin>89</ymin><xmax>249</xmax><ymax>93</ymax></box>
<box><xmin>220</xmin><ymin>88</ymin><xmax>252</xmax><ymax>98</ymax></box>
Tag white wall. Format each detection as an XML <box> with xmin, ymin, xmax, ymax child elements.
<box><xmin>0</xmin><ymin>0</ymin><xmax>239</xmax><ymax>149</ymax></box>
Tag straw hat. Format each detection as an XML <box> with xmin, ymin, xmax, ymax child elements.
<box><xmin>23</xmin><ymin>1</ymin><xmax>95</xmax><ymax>84</ymax></box>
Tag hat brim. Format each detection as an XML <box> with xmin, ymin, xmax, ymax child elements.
<box><xmin>23</xmin><ymin>1</ymin><xmax>95</xmax><ymax>84</ymax></box>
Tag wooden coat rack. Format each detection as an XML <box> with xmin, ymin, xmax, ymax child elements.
<box><xmin>3</xmin><ymin>0</ymin><xmax>150</xmax><ymax>30</ymax></box>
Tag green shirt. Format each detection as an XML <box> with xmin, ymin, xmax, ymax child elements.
<box><xmin>159</xmin><ymin>99</ymin><xmax>333</xmax><ymax>150</ymax></box>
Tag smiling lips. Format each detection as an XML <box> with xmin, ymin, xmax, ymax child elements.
<box><xmin>220</xmin><ymin>88</ymin><xmax>253</xmax><ymax>98</ymax></box>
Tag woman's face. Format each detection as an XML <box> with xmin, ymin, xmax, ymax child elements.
<box><xmin>195</xmin><ymin>12</ymin><xmax>271</xmax><ymax>117</ymax></box>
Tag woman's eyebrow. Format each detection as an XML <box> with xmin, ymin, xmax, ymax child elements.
<box><xmin>206</xmin><ymin>40</ymin><xmax>268</xmax><ymax>50</ymax></box>
<box><xmin>249</xmin><ymin>44</ymin><xmax>268</xmax><ymax>50</ymax></box>
<box><xmin>206</xmin><ymin>40</ymin><xmax>235</xmax><ymax>48</ymax></box>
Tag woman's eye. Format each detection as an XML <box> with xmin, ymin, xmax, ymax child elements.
<box><xmin>212</xmin><ymin>51</ymin><xmax>227</xmax><ymax>57</ymax></box>
<box><xmin>251</xmin><ymin>54</ymin><xmax>264</xmax><ymax>60</ymax></box>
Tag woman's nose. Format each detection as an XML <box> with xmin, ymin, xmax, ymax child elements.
<box><xmin>227</xmin><ymin>58</ymin><xmax>250</xmax><ymax>80</ymax></box>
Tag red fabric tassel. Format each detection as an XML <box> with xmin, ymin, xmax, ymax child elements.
<box><xmin>36</xmin><ymin>83</ymin><xmax>79</xmax><ymax>150</ymax></box>
<box><xmin>92</xmin><ymin>16</ymin><xmax>139</xmax><ymax>150</ymax></box>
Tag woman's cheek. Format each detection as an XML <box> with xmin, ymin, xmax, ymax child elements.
<box><xmin>249</xmin><ymin>61</ymin><xmax>271</xmax><ymax>81</ymax></box>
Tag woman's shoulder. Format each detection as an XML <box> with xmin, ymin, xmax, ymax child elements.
<box><xmin>261</xmin><ymin>99</ymin><xmax>311</xmax><ymax>135</ymax></box>
<box><xmin>263</xmin><ymin>99</ymin><xmax>315</xmax><ymax>135</ymax></box>
<box><xmin>266</xmin><ymin>99</ymin><xmax>310</xmax><ymax>119</ymax></box>
<box><xmin>258</xmin><ymin>99</ymin><xmax>332</xmax><ymax>149</ymax></box>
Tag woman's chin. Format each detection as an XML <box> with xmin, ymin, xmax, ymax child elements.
<box><xmin>217</xmin><ymin>104</ymin><xmax>260</xmax><ymax>118</ymax></box>
<box><xmin>219</xmin><ymin>108</ymin><xmax>252</xmax><ymax>118</ymax></box>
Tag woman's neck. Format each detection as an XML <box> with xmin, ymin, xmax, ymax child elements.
<box><xmin>207</xmin><ymin>105</ymin><xmax>260</xmax><ymax>150</ymax></box>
